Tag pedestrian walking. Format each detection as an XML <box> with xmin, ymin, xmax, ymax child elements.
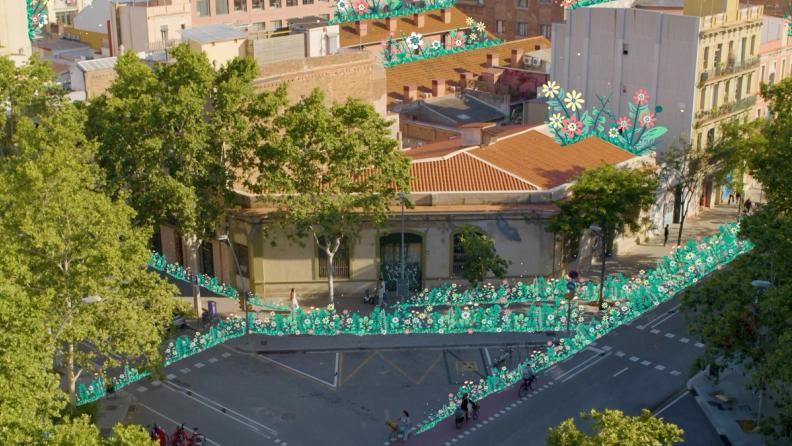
<box><xmin>744</xmin><ymin>198</ymin><xmax>753</xmax><ymax>214</ymax></box>
<box><xmin>377</xmin><ymin>280</ymin><xmax>386</xmax><ymax>306</ymax></box>
<box><xmin>289</xmin><ymin>287</ymin><xmax>299</xmax><ymax>315</ymax></box>
<box><xmin>399</xmin><ymin>410</ymin><xmax>411</xmax><ymax>440</ymax></box>
<box><xmin>663</xmin><ymin>224</ymin><xmax>669</xmax><ymax>246</ymax></box>
<box><xmin>461</xmin><ymin>393</ymin><xmax>471</xmax><ymax>421</ymax></box>
<box><xmin>728</xmin><ymin>192</ymin><xmax>735</xmax><ymax>205</ymax></box>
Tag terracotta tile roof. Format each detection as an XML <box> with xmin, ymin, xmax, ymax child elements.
<box><xmin>386</xmin><ymin>36</ymin><xmax>551</xmax><ymax>105</ymax></box>
<box><xmin>403</xmin><ymin>137</ymin><xmax>462</xmax><ymax>159</ymax></box>
<box><xmin>469</xmin><ymin>130</ymin><xmax>635</xmax><ymax>189</ymax></box>
<box><xmin>339</xmin><ymin>7</ymin><xmax>470</xmax><ymax>48</ymax></box>
<box><xmin>410</xmin><ymin>151</ymin><xmax>538</xmax><ymax>192</ymax></box>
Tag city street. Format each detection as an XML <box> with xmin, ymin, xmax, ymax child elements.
<box><xmin>122</xmin><ymin>294</ymin><xmax>723</xmax><ymax>445</ymax></box>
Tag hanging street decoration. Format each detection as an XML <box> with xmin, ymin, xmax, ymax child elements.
<box><xmin>27</xmin><ymin>0</ymin><xmax>48</xmax><ymax>40</ymax></box>
<box><xmin>541</xmin><ymin>81</ymin><xmax>668</xmax><ymax>156</ymax></box>
<box><xmin>330</xmin><ymin>0</ymin><xmax>456</xmax><ymax>24</ymax></box>
<box><xmin>381</xmin><ymin>17</ymin><xmax>502</xmax><ymax>67</ymax></box>
<box><xmin>76</xmin><ymin>223</ymin><xmax>751</xmax><ymax>406</ymax></box>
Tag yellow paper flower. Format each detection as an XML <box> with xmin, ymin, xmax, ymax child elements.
<box><xmin>564</xmin><ymin>89</ymin><xmax>584</xmax><ymax>111</ymax></box>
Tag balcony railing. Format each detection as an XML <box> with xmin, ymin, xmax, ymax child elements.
<box><xmin>699</xmin><ymin>56</ymin><xmax>759</xmax><ymax>85</ymax></box>
<box><xmin>147</xmin><ymin>38</ymin><xmax>180</xmax><ymax>52</ymax></box>
<box><xmin>695</xmin><ymin>95</ymin><xmax>756</xmax><ymax>126</ymax></box>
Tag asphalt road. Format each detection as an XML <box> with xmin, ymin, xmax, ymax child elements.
<box><xmin>413</xmin><ymin>296</ymin><xmax>724</xmax><ymax>446</ymax></box>
<box><xmin>126</xmin><ymin>296</ymin><xmax>721</xmax><ymax>445</ymax></box>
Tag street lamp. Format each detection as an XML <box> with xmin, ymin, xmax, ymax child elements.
<box><xmin>751</xmin><ymin>279</ymin><xmax>772</xmax><ymax>426</ymax></box>
<box><xmin>217</xmin><ymin>234</ymin><xmax>249</xmax><ymax>341</ymax></box>
<box><xmin>589</xmin><ymin>224</ymin><xmax>607</xmax><ymax>312</ymax></box>
<box><xmin>564</xmin><ymin>272</ymin><xmax>578</xmax><ymax>333</ymax></box>
<box><xmin>398</xmin><ymin>191</ymin><xmax>407</xmax><ymax>299</ymax></box>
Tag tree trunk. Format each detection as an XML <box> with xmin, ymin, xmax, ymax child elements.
<box><xmin>184</xmin><ymin>234</ymin><xmax>203</xmax><ymax>317</ymax></box>
<box><xmin>677</xmin><ymin>190</ymin><xmax>695</xmax><ymax>245</ymax></box>
<box><xmin>327</xmin><ymin>250</ymin><xmax>335</xmax><ymax>305</ymax></box>
<box><xmin>65</xmin><ymin>342</ymin><xmax>77</xmax><ymax>408</ymax></box>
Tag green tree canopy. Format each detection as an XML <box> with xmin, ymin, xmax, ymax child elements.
<box><xmin>252</xmin><ymin>88</ymin><xmax>411</xmax><ymax>303</ymax></box>
<box><xmin>457</xmin><ymin>225</ymin><xmax>509</xmax><ymax>288</ymax></box>
<box><xmin>86</xmin><ymin>46</ymin><xmax>284</xmax><ymax>314</ymax></box>
<box><xmin>546</xmin><ymin>409</ymin><xmax>683</xmax><ymax>446</ymax></box>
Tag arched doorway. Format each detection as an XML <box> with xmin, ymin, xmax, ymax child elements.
<box><xmin>379</xmin><ymin>233</ymin><xmax>423</xmax><ymax>292</ymax></box>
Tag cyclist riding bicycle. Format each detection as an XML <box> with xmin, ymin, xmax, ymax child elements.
<box><xmin>522</xmin><ymin>366</ymin><xmax>536</xmax><ymax>388</ymax></box>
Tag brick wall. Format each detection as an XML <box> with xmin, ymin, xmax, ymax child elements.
<box><xmin>456</xmin><ymin>0</ymin><xmax>563</xmax><ymax>42</ymax></box>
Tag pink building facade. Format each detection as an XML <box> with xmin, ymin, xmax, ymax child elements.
<box><xmin>753</xmin><ymin>15</ymin><xmax>792</xmax><ymax>119</ymax></box>
<box><xmin>190</xmin><ymin>0</ymin><xmax>333</xmax><ymax>30</ymax></box>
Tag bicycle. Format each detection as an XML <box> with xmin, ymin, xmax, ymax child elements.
<box><xmin>518</xmin><ymin>375</ymin><xmax>537</xmax><ymax>398</ymax></box>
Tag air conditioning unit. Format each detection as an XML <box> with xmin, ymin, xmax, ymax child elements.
<box><xmin>522</xmin><ymin>55</ymin><xmax>535</xmax><ymax>66</ymax></box>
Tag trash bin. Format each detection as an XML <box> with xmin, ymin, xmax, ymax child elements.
<box><xmin>208</xmin><ymin>300</ymin><xmax>218</xmax><ymax>319</ymax></box>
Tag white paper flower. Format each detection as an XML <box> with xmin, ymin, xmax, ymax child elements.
<box><xmin>406</xmin><ymin>32</ymin><xmax>424</xmax><ymax>50</ymax></box>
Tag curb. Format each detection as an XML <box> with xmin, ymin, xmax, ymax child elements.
<box><xmin>687</xmin><ymin>372</ymin><xmax>732</xmax><ymax>446</ymax></box>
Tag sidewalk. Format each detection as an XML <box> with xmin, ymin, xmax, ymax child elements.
<box><xmin>688</xmin><ymin>365</ymin><xmax>769</xmax><ymax>446</ymax></box>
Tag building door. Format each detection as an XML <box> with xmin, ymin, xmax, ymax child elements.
<box><xmin>700</xmin><ymin>181</ymin><xmax>712</xmax><ymax>208</ymax></box>
<box><xmin>379</xmin><ymin>233</ymin><xmax>422</xmax><ymax>292</ymax></box>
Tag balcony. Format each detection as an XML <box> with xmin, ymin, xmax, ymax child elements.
<box><xmin>698</xmin><ymin>56</ymin><xmax>759</xmax><ymax>85</ymax></box>
<box><xmin>694</xmin><ymin>95</ymin><xmax>756</xmax><ymax>127</ymax></box>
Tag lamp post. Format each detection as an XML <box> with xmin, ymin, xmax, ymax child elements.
<box><xmin>565</xmin><ymin>273</ymin><xmax>577</xmax><ymax>333</ymax></box>
<box><xmin>751</xmin><ymin>279</ymin><xmax>772</xmax><ymax>426</ymax></box>
<box><xmin>217</xmin><ymin>234</ymin><xmax>249</xmax><ymax>341</ymax></box>
<box><xmin>398</xmin><ymin>191</ymin><xmax>407</xmax><ymax>299</ymax></box>
<box><xmin>589</xmin><ymin>224</ymin><xmax>606</xmax><ymax>312</ymax></box>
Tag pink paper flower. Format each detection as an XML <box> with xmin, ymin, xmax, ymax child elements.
<box><xmin>639</xmin><ymin>111</ymin><xmax>656</xmax><ymax>128</ymax></box>
<box><xmin>633</xmin><ymin>88</ymin><xmax>649</xmax><ymax>105</ymax></box>
<box><xmin>562</xmin><ymin>116</ymin><xmax>584</xmax><ymax>138</ymax></box>
<box><xmin>352</xmin><ymin>0</ymin><xmax>369</xmax><ymax>14</ymax></box>
<box><xmin>616</xmin><ymin>116</ymin><xmax>632</xmax><ymax>131</ymax></box>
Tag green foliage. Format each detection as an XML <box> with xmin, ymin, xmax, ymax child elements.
<box><xmin>457</xmin><ymin>225</ymin><xmax>509</xmax><ymax>287</ymax></box>
<box><xmin>548</xmin><ymin>164</ymin><xmax>658</xmax><ymax>240</ymax></box>
<box><xmin>682</xmin><ymin>76</ymin><xmax>792</xmax><ymax>440</ymax></box>
<box><xmin>546</xmin><ymin>409</ymin><xmax>683</xmax><ymax>446</ymax></box>
<box><xmin>104</xmin><ymin>424</ymin><xmax>158</xmax><ymax>446</ymax></box>
<box><xmin>252</xmin><ymin>88</ymin><xmax>410</xmax><ymax>302</ymax></box>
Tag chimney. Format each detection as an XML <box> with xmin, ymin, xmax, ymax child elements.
<box><xmin>387</xmin><ymin>16</ymin><xmax>398</xmax><ymax>32</ymax></box>
<box><xmin>441</xmin><ymin>7</ymin><xmax>451</xmax><ymax>24</ymax></box>
<box><xmin>403</xmin><ymin>84</ymin><xmax>417</xmax><ymax>102</ymax></box>
<box><xmin>460</xmin><ymin>123</ymin><xmax>487</xmax><ymax>147</ymax></box>
<box><xmin>432</xmin><ymin>78</ymin><xmax>446</xmax><ymax>97</ymax></box>
<box><xmin>459</xmin><ymin>72</ymin><xmax>472</xmax><ymax>90</ymax></box>
<box><xmin>511</xmin><ymin>48</ymin><xmax>524</xmax><ymax>68</ymax></box>
<box><xmin>480</xmin><ymin>69</ymin><xmax>499</xmax><ymax>86</ymax></box>
<box><xmin>414</xmin><ymin>12</ymin><xmax>425</xmax><ymax>27</ymax></box>
<box><xmin>486</xmin><ymin>52</ymin><xmax>499</xmax><ymax>68</ymax></box>
<box><xmin>356</xmin><ymin>20</ymin><xmax>368</xmax><ymax>37</ymax></box>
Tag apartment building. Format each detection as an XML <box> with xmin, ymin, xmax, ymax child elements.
<box><xmin>552</xmin><ymin>0</ymin><xmax>763</xmax><ymax>154</ymax></box>
<box><xmin>0</xmin><ymin>0</ymin><xmax>32</xmax><ymax>65</ymax></box>
<box><xmin>189</xmin><ymin>0</ymin><xmax>333</xmax><ymax>31</ymax></box>
<box><xmin>455</xmin><ymin>0</ymin><xmax>562</xmax><ymax>41</ymax></box>
<box><xmin>109</xmin><ymin>0</ymin><xmax>192</xmax><ymax>54</ymax></box>
<box><xmin>753</xmin><ymin>14</ymin><xmax>792</xmax><ymax>119</ymax></box>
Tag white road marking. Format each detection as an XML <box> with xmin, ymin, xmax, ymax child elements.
<box><xmin>180</xmin><ymin>368</ymin><xmax>190</xmax><ymax>374</ymax></box>
<box><xmin>221</xmin><ymin>352</ymin><xmax>232</xmax><ymax>358</ymax></box>
<box><xmin>612</xmin><ymin>367</ymin><xmax>629</xmax><ymax>377</ymax></box>
<box><xmin>670</xmin><ymin>370</ymin><xmax>681</xmax><ymax>376</ymax></box>
<box><xmin>151</xmin><ymin>381</ymin><xmax>161</xmax><ymax>387</ymax></box>
<box><xmin>650</xmin><ymin>329</ymin><xmax>661</xmax><ymax>334</ymax></box>
<box><xmin>629</xmin><ymin>356</ymin><xmax>640</xmax><ymax>362</ymax></box>
<box><xmin>615</xmin><ymin>351</ymin><xmax>625</xmax><ymax>357</ymax></box>
<box><xmin>655</xmin><ymin>365</ymin><xmax>666</xmax><ymax>371</ymax></box>
<box><xmin>136</xmin><ymin>401</ymin><xmax>224</xmax><ymax>446</ymax></box>
<box><xmin>637</xmin><ymin>305</ymin><xmax>680</xmax><ymax>330</ymax></box>
<box><xmin>561</xmin><ymin>352</ymin><xmax>613</xmax><ymax>383</ymax></box>
<box><xmin>194</xmin><ymin>362</ymin><xmax>205</xmax><ymax>368</ymax></box>
<box><xmin>655</xmin><ymin>390</ymin><xmax>690</xmax><ymax>416</ymax></box>
<box><xmin>555</xmin><ymin>352</ymin><xmax>605</xmax><ymax>381</ymax></box>
<box><xmin>664</xmin><ymin>333</ymin><xmax>676</xmax><ymax>339</ymax></box>
<box><xmin>257</xmin><ymin>355</ymin><xmax>336</xmax><ymax>389</ymax></box>
<box><xmin>161</xmin><ymin>381</ymin><xmax>278</xmax><ymax>437</ymax></box>
<box><xmin>136</xmin><ymin>386</ymin><xmax>147</xmax><ymax>393</ymax></box>
<box><xmin>208</xmin><ymin>357</ymin><xmax>219</xmax><ymax>363</ymax></box>
<box><xmin>166</xmin><ymin>374</ymin><xmax>177</xmax><ymax>380</ymax></box>
<box><xmin>694</xmin><ymin>342</ymin><xmax>705</xmax><ymax>348</ymax></box>
<box><xmin>587</xmin><ymin>346</ymin><xmax>605</xmax><ymax>353</ymax></box>
<box><xmin>640</xmin><ymin>360</ymin><xmax>652</xmax><ymax>366</ymax></box>
<box><xmin>590</xmin><ymin>341</ymin><xmax>598</xmax><ymax>346</ymax></box>
<box><xmin>679</xmin><ymin>337</ymin><xmax>690</xmax><ymax>343</ymax></box>
<box><xmin>601</xmin><ymin>345</ymin><xmax>612</xmax><ymax>351</ymax></box>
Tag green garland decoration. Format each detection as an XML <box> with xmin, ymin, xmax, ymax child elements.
<box><xmin>329</xmin><ymin>0</ymin><xmax>456</xmax><ymax>25</ymax></box>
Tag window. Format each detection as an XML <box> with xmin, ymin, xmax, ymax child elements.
<box><xmin>783</xmin><ymin>60</ymin><xmax>787</xmax><ymax>79</ymax></box>
<box><xmin>699</xmin><ymin>86</ymin><xmax>706</xmax><ymax>109</ymax></box>
<box><xmin>234</xmin><ymin>0</ymin><xmax>247</xmax><ymax>11</ymax></box>
<box><xmin>252</xmin><ymin>0</ymin><xmax>264</xmax><ymax>9</ymax></box>
<box><xmin>304</xmin><ymin>0</ymin><xmax>315</xmax><ymax>4</ymax></box>
<box><xmin>727</xmin><ymin>40</ymin><xmax>734</xmax><ymax>62</ymax></box>
<box><xmin>736</xmin><ymin>76</ymin><xmax>742</xmax><ymax>101</ymax></box>
<box><xmin>270</xmin><ymin>0</ymin><xmax>281</xmax><ymax>8</ymax></box>
<box><xmin>696</xmin><ymin>133</ymin><xmax>702</xmax><ymax>149</ymax></box>
<box><xmin>724</xmin><ymin>80</ymin><xmax>730</xmax><ymax>103</ymax></box>
<box><xmin>714</xmin><ymin>43</ymin><xmax>722</xmax><ymax>66</ymax></box>
<box><xmin>56</xmin><ymin>11</ymin><xmax>74</xmax><ymax>26</ymax></box>
<box><xmin>286</xmin><ymin>0</ymin><xmax>298</xmax><ymax>6</ymax></box>
<box><xmin>702</xmin><ymin>47</ymin><xmax>709</xmax><ymax>69</ymax></box>
<box><xmin>539</xmin><ymin>24</ymin><xmax>551</xmax><ymax>38</ymax></box>
<box><xmin>318</xmin><ymin>237</ymin><xmax>350</xmax><ymax>278</ymax></box>
<box><xmin>711</xmin><ymin>83</ymin><xmax>719</xmax><ymax>108</ymax></box>
<box><xmin>200</xmin><ymin>242</ymin><xmax>214</xmax><ymax>276</ymax></box>
<box><xmin>216</xmin><ymin>0</ymin><xmax>229</xmax><ymax>15</ymax></box>
<box><xmin>750</xmin><ymin>35</ymin><xmax>756</xmax><ymax>55</ymax></box>
<box><xmin>760</xmin><ymin>64</ymin><xmax>765</xmax><ymax>82</ymax></box>
<box><xmin>517</xmin><ymin>0</ymin><xmax>527</xmax><ymax>7</ymax></box>
<box><xmin>496</xmin><ymin>20</ymin><xmax>505</xmax><ymax>34</ymax></box>
<box><xmin>622</xmin><ymin>43</ymin><xmax>629</xmax><ymax>55</ymax></box>
<box><xmin>232</xmin><ymin>243</ymin><xmax>249</xmax><ymax>279</ymax></box>
<box><xmin>160</xmin><ymin>25</ymin><xmax>168</xmax><ymax>43</ymax></box>
<box><xmin>452</xmin><ymin>233</ymin><xmax>466</xmax><ymax>277</ymax></box>
<box><xmin>747</xmin><ymin>73</ymin><xmax>752</xmax><ymax>93</ymax></box>
<box><xmin>740</xmin><ymin>37</ymin><xmax>746</xmax><ymax>63</ymax></box>
<box><xmin>196</xmin><ymin>0</ymin><xmax>210</xmax><ymax>16</ymax></box>
<box><xmin>270</xmin><ymin>19</ymin><xmax>283</xmax><ymax>29</ymax></box>
<box><xmin>517</xmin><ymin>22</ymin><xmax>528</xmax><ymax>36</ymax></box>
